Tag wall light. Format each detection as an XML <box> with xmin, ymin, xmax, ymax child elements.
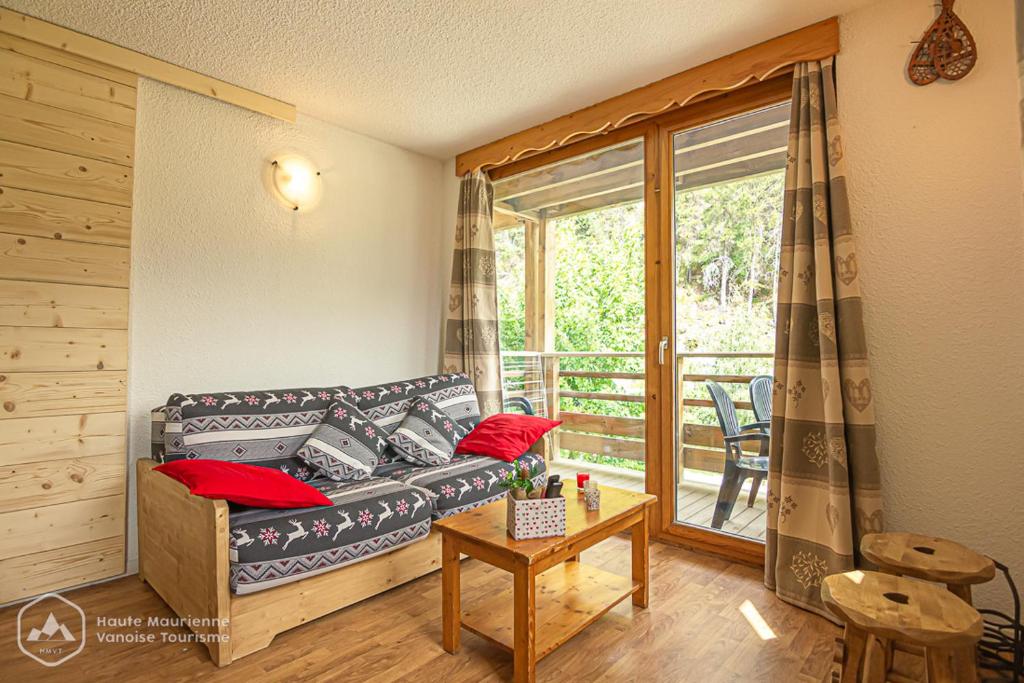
<box><xmin>266</xmin><ymin>153</ymin><xmax>322</xmax><ymax>212</ymax></box>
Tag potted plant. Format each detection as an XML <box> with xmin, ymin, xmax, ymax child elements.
<box><xmin>502</xmin><ymin>464</ymin><xmax>566</xmax><ymax>540</ymax></box>
<box><xmin>499</xmin><ymin>463</ymin><xmax>540</xmax><ymax>500</ymax></box>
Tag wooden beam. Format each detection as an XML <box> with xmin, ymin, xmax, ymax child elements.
<box><xmin>560</xmin><ymin>370</ymin><xmax>645</xmax><ymax>381</ymax></box>
<box><xmin>503</xmin><ymin>103</ymin><xmax>788</xmax><ymax>214</ymax></box>
<box><xmin>492</xmin><ymin>210</ymin><xmax>523</xmax><ymax>232</ymax></box>
<box><xmin>523</xmin><ymin>219</ymin><xmax>541</xmax><ymax>351</ymax></box>
<box><xmin>493</xmin><ymin>138</ymin><xmax>643</xmax><ymax>201</ymax></box>
<box><xmin>456</xmin><ymin>17</ymin><xmax>838</xmax><ymax>175</ymax></box>
<box><xmin>560</xmin><ymin>412</ymin><xmax>645</xmax><ymax>438</ymax></box>
<box><xmin>539</xmin><ymin>211</ymin><xmax>555</xmax><ymax>352</ymax></box>
<box><xmin>0</xmin><ymin>8</ymin><xmax>296</xmax><ymax>122</ymax></box>
<box><xmin>560</xmin><ymin>390</ymin><xmax>644</xmax><ymax>403</ymax></box>
<box><xmin>560</xmin><ymin>431</ymin><xmax>645</xmax><ymax>461</ymax></box>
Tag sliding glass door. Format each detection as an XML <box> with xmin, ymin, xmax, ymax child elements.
<box><xmin>488</xmin><ymin>76</ymin><xmax>792</xmax><ymax>562</ymax></box>
<box><xmin>655</xmin><ymin>97</ymin><xmax>789</xmax><ymax>559</ymax></box>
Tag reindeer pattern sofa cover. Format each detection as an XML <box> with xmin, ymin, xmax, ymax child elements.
<box><xmin>149</xmin><ymin>373</ymin><xmax>545</xmax><ymax>593</ymax></box>
<box><xmin>152</xmin><ymin>385</ymin><xmax>350</xmax><ymax>479</ymax></box>
<box><xmin>228</xmin><ymin>476</ymin><xmax>432</xmax><ymax>594</ymax></box>
<box><xmin>378</xmin><ymin>452</ymin><xmax>547</xmax><ymax>519</ymax></box>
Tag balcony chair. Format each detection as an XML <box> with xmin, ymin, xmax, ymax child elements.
<box><xmin>504</xmin><ymin>396</ymin><xmax>535</xmax><ymax>415</ymax></box>
<box><xmin>748</xmin><ymin>375</ymin><xmax>773</xmax><ymax>434</ymax></box>
<box><xmin>705</xmin><ymin>381</ymin><xmax>769</xmax><ymax>529</ymax></box>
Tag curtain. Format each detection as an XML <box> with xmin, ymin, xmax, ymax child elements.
<box><xmin>442</xmin><ymin>170</ymin><xmax>503</xmax><ymax>417</ymax></box>
<box><xmin>764</xmin><ymin>58</ymin><xmax>884</xmax><ymax>620</ymax></box>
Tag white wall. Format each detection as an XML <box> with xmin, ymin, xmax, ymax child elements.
<box><xmin>126</xmin><ymin>80</ymin><xmax>444</xmax><ymax>566</ymax></box>
<box><xmin>840</xmin><ymin>0</ymin><xmax>1024</xmax><ymax>608</ymax></box>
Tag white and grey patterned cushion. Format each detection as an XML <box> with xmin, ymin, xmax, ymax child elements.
<box><xmin>158</xmin><ymin>386</ymin><xmax>347</xmax><ymax>481</ymax></box>
<box><xmin>297</xmin><ymin>399</ymin><xmax>388</xmax><ymax>481</ymax></box>
<box><xmin>388</xmin><ymin>396</ymin><xmax>467</xmax><ymax>467</ymax></box>
<box><xmin>353</xmin><ymin>373</ymin><xmax>481</xmax><ymax>436</ymax></box>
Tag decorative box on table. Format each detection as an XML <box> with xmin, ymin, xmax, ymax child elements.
<box><xmin>506</xmin><ymin>494</ymin><xmax>566</xmax><ymax>540</ymax></box>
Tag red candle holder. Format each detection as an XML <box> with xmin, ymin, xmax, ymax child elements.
<box><xmin>575</xmin><ymin>472</ymin><xmax>590</xmax><ymax>490</ymax></box>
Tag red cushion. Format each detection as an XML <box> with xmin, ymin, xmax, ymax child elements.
<box><xmin>154</xmin><ymin>460</ymin><xmax>332</xmax><ymax>508</ymax></box>
<box><xmin>455</xmin><ymin>413</ymin><xmax>562</xmax><ymax>461</ymax></box>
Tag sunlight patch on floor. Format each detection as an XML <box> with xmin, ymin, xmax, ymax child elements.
<box><xmin>739</xmin><ymin>599</ymin><xmax>777</xmax><ymax>641</ymax></box>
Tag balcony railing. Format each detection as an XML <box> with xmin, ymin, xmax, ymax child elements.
<box><xmin>501</xmin><ymin>350</ymin><xmax>772</xmax><ymax>477</ymax></box>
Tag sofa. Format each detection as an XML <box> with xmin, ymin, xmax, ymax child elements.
<box><xmin>138</xmin><ymin>372</ymin><xmax>545</xmax><ymax>665</ymax></box>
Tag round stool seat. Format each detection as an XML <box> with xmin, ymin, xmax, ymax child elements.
<box><xmin>861</xmin><ymin>532</ymin><xmax>994</xmax><ymax>587</ymax></box>
<box><xmin>822</xmin><ymin>571</ymin><xmax>983</xmax><ymax>649</ymax></box>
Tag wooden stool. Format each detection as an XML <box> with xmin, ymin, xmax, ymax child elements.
<box><xmin>861</xmin><ymin>532</ymin><xmax>995</xmax><ymax>605</ymax></box>
<box><xmin>862</xmin><ymin>532</ymin><xmax>995</xmax><ymax>678</ymax></box>
<box><xmin>822</xmin><ymin>570</ymin><xmax>983</xmax><ymax>683</ymax></box>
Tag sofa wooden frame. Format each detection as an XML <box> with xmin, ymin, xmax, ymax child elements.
<box><xmin>136</xmin><ymin>458</ymin><xmax>442</xmax><ymax>666</ymax></box>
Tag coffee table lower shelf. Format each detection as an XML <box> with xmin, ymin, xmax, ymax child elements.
<box><xmin>461</xmin><ymin>562</ymin><xmax>640</xmax><ymax>661</ymax></box>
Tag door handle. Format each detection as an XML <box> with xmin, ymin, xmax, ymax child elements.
<box><xmin>658</xmin><ymin>336</ymin><xmax>669</xmax><ymax>365</ymax></box>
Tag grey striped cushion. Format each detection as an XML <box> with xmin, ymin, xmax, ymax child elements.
<box><xmin>388</xmin><ymin>396</ymin><xmax>468</xmax><ymax>467</ymax></box>
<box><xmin>296</xmin><ymin>399</ymin><xmax>387</xmax><ymax>481</ymax></box>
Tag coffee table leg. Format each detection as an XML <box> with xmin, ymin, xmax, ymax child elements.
<box><xmin>631</xmin><ymin>506</ymin><xmax>650</xmax><ymax>608</ymax></box>
<box><xmin>442</xmin><ymin>534</ymin><xmax>460</xmax><ymax>653</ymax></box>
<box><xmin>513</xmin><ymin>563</ymin><xmax>537</xmax><ymax>683</ymax></box>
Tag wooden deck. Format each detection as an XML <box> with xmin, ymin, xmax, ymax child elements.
<box><xmin>548</xmin><ymin>459</ymin><xmax>767</xmax><ymax>541</ymax></box>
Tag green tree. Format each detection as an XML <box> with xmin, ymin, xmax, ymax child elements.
<box><xmin>493</xmin><ymin>171</ymin><xmax>784</xmax><ymax>471</ymax></box>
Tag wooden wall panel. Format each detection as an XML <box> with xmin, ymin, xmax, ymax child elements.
<box><xmin>0</xmin><ymin>280</ymin><xmax>129</xmax><ymax>329</ymax></box>
<box><xmin>0</xmin><ymin>140</ymin><xmax>133</xmax><ymax>206</ymax></box>
<box><xmin>0</xmin><ymin>411</ymin><xmax>126</xmax><ymax>467</ymax></box>
<box><xmin>0</xmin><ymin>451</ymin><xmax>124</xmax><ymax>513</ymax></box>
<box><xmin>0</xmin><ymin>371</ymin><xmax>126</xmax><ymax>419</ymax></box>
<box><xmin>0</xmin><ymin>326</ymin><xmax>128</xmax><ymax>371</ymax></box>
<box><xmin>0</xmin><ymin>31</ymin><xmax>137</xmax><ymax>86</ymax></box>
<box><xmin>0</xmin><ymin>185</ymin><xmax>132</xmax><ymax>246</ymax></box>
<box><xmin>0</xmin><ymin>39</ymin><xmax>132</xmax><ymax>600</ymax></box>
<box><xmin>0</xmin><ymin>94</ymin><xmax>134</xmax><ymax>164</ymax></box>
<box><xmin>0</xmin><ymin>536</ymin><xmax>124</xmax><ymax>604</ymax></box>
<box><xmin>2</xmin><ymin>494</ymin><xmax>125</xmax><ymax>558</ymax></box>
<box><xmin>0</xmin><ymin>47</ymin><xmax>136</xmax><ymax>125</ymax></box>
<box><xmin>0</xmin><ymin>233</ymin><xmax>129</xmax><ymax>287</ymax></box>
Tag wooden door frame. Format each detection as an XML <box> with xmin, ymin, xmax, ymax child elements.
<box><xmin>648</xmin><ymin>77</ymin><xmax>792</xmax><ymax>565</ymax></box>
<box><xmin>487</xmin><ymin>76</ymin><xmax>792</xmax><ymax>566</ymax></box>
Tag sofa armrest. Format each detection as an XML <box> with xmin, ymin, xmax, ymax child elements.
<box><xmin>136</xmin><ymin>458</ymin><xmax>232</xmax><ymax>665</ymax></box>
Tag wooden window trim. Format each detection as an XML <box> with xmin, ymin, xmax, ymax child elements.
<box><xmin>456</xmin><ymin>17</ymin><xmax>836</xmax><ymax>177</ymax></box>
<box><xmin>494</xmin><ymin>77</ymin><xmax>792</xmax><ymax>566</ymax></box>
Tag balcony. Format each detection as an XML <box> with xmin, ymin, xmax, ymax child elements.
<box><xmin>502</xmin><ymin>350</ymin><xmax>770</xmax><ymax>541</ymax></box>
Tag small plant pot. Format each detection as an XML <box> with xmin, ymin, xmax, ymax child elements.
<box><xmin>506</xmin><ymin>493</ymin><xmax>566</xmax><ymax>540</ymax></box>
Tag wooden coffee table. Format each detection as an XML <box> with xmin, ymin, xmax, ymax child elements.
<box><xmin>434</xmin><ymin>485</ymin><xmax>656</xmax><ymax>683</ymax></box>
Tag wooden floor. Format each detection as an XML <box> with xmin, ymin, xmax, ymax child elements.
<box><xmin>0</xmin><ymin>536</ymin><xmax>839</xmax><ymax>682</ymax></box>
<box><xmin>548</xmin><ymin>460</ymin><xmax>768</xmax><ymax>540</ymax></box>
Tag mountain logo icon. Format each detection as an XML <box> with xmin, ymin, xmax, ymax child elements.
<box><xmin>26</xmin><ymin>612</ymin><xmax>75</xmax><ymax>642</ymax></box>
<box><xmin>17</xmin><ymin>592</ymin><xmax>85</xmax><ymax>667</ymax></box>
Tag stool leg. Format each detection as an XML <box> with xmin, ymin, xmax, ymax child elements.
<box><xmin>947</xmin><ymin>583</ymin><xmax>972</xmax><ymax>605</ymax></box>
<box><xmin>863</xmin><ymin>635</ymin><xmax>888</xmax><ymax>683</ymax></box>
<box><xmin>951</xmin><ymin>645</ymin><xmax>978</xmax><ymax>683</ymax></box>
<box><xmin>925</xmin><ymin>647</ymin><xmax>958</xmax><ymax>683</ymax></box>
<box><xmin>840</xmin><ymin>625</ymin><xmax>868</xmax><ymax>683</ymax></box>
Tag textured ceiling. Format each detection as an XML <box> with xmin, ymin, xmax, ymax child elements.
<box><xmin>5</xmin><ymin>0</ymin><xmax>876</xmax><ymax>159</ymax></box>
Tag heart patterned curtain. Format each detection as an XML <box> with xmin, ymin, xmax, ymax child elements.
<box><xmin>442</xmin><ymin>170</ymin><xmax>503</xmax><ymax>417</ymax></box>
<box><xmin>764</xmin><ymin>58</ymin><xmax>884</xmax><ymax>620</ymax></box>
